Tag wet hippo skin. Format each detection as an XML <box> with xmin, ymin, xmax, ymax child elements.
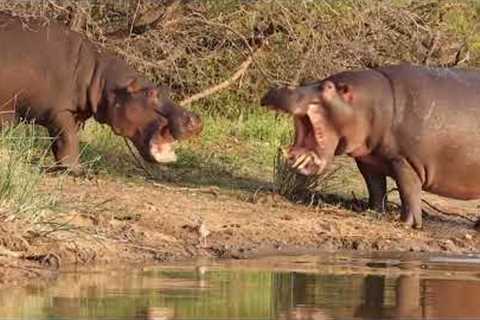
<box><xmin>261</xmin><ymin>64</ymin><xmax>480</xmax><ymax>229</ymax></box>
<box><xmin>0</xmin><ymin>13</ymin><xmax>202</xmax><ymax>174</ymax></box>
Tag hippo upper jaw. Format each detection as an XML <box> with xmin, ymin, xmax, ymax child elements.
<box><xmin>169</xmin><ymin>111</ymin><xmax>203</xmax><ymax>141</ymax></box>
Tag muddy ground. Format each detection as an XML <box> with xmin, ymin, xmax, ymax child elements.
<box><xmin>1</xmin><ymin>174</ymin><xmax>479</xmax><ymax>288</ymax></box>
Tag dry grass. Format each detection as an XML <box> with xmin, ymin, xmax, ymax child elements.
<box><xmin>273</xmin><ymin>147</ymin><xmax>354</xmax><ymax>207</ymax></box>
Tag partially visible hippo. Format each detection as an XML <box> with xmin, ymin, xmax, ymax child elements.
<box><xmin>0</xmin><ymin>13</ymin><xmax>202</xmax><ymax>174</ymax></box>
<box><xmin>261</xmin><ymin>64</ymin><xmax>480</xmax><ymax>229</ymax></box>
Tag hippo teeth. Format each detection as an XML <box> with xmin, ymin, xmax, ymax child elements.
<box><xmin>311</xmin><ymin>154</ymin><xmax>326</xmax><ymax>175</ymax></box>
<box><xmin>296</xmin><ymin>154</ymin><xmax>313</xmax><ymax>171</ymax></box>
<box><xmin>292</xmin><ymin>153</ymin><xmax>309</xmax><ymax>169</ymax></box>
<box><xmin>291</xmin><ymin>151</ymin><xmax>326</xmax><ymax>174</ymax></box>
<box><xmin>311</xmin><ymin>152</ymin><xmax>322</xmax><ymax>165</ymax></box>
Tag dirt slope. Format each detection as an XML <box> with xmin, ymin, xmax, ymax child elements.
<box><xmin>1</xmin><ymin>175</ymin><xmax>479</xmax><ymax>287</ymax></box>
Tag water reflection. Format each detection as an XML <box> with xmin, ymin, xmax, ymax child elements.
<box><xmin>135</xmin><ymin>306</ymin><xmax>174</xmax><ymax>320</ymax></box>
<box><xmin>0</xmin><ymin>254</ymin><xmax>479</xmax><ymax>319</ymax></box>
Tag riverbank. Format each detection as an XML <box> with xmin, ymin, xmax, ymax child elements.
<box><xmin>1</xmin><ymin>174</ymin><xmax>479</xmax><ymax>288</ymax></box>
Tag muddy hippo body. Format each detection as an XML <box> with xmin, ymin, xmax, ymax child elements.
<box><xmin>0</xmin><ymin>13</ymin><xmax>202</xmax><ymax>173</ymax></box>
<box><xmin>261</xmin><ymin>64</ymin><xmax>480</xmax><ymax>228</ymax></box>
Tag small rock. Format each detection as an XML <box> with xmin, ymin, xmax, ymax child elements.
<box><xmin>371</xmin><ymin>241</ymin><xmax>381</xmax><ymax>250</ymax></box>
<box><xmin>465</xmin><ymin>234</ymin><xmax>473</xmax><ymax>240</ymax></box>
<box><xmin>280</xmin><ymin>214</ymin><xmax>293</xmax><ymax>221</ymax></box>
<box><xmin>351</xmin><ymin>239</ymin><xmax>366</xmax><ymax>250</ymax></box>
<box><xmin>439</xmin><ymin>239</ymin><xmax>457</xmax><ymax>252</ymax></box>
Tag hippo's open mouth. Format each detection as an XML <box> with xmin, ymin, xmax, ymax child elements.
<box><xmin>261</xmin><ymin>86</ymin><xmax>342</xmax><ymax>176</ymax></box>
<box><xmin>287</xmin><ymin>113</ymin><xmax>328</xmax><ymax>175</ymax></box>
<box><xmin>147</xmin><ymin>125</ymin><xmax>177</xmax><ymax>164</ymax></box>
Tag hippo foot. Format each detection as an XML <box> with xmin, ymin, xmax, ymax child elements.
<box><xmin>401</xmin><ymin>214</ymin><xmax>422</xmax><ymax>230</ymax></box>
<box><xmin>369</xmin><ymin>204</ymin><xmax>386</xmax><ymax>214</ymax></box>
<box><xmin>41</xmin><ymin>165</ymin><xmax>84</xmax><ymax>177</ymax></box>
<box><xmin>399</xmin><ymin>222</ymin><xmax>422</xmax><ymax>230</ymax></box>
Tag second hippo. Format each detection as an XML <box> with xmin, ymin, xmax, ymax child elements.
<box><xmin>261</xmin><ymin>64</ymin><xmax>480</xmax><ymax>229</ymax></box>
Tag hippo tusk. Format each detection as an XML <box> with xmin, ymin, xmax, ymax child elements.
<box><xmin>295</xmin><ymin>152</ymin><xmax>317</xmax><ymax>171</ymax></box>
<box><xmin>292</xmin><ymin>153</ymin><xmax>309</xmax><ymax>168</ymax></box>
<box><xmin>310</xmin><ymin>152</ymin><xmax>321</xmax><ymax>165</ymax></box>
<box><xmin>297</xmin><ymin>154</ymin><xmax>314</xmax><ymax>171</ymax></box>
<box><xmin>310</xmin><ymin>153</ymin><xmax>326</xmax><ymax>175</ymax></box>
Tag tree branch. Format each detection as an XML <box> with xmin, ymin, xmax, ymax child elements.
<box><xmin>180</xmin><ymin>54</ymin><xmax>254</xmax><ymax>106</ymax></box>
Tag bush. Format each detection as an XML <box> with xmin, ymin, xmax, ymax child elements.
<box><xmin>1</xmin><ymin>0</ymin><xmax>478</xmax><ymax>118</ymax></box>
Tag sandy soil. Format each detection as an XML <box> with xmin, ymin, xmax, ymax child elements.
<box><xmin>0</xmin><ymin>175</ymin><xmax>479</xmax><ymax>287</ymax></box>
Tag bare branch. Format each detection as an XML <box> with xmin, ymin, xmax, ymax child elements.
<box><xmin>445</xmin><ymin>43</ymin><xmax>470</xmax><ymax>67</ymax></box>
<box><xmin>422</xmin><ymin>31</ymin><xmax>440</xmax><ymax>66</ymax></box>
<box><xmin>107</xmin><ymin>0</ymin><xmax>181</xmax><ymax>38</ymax></box>
<box><xmin>68</xmin><ymin>4</ymin><xmax>86</xmax><ymax>32</ymax></box>
<box><xmin>180</xmin><ymin>54</ymin><xmax>254</xmax><ymax>106</ymax></box>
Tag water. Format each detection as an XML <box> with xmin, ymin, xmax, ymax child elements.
<box><xmin>1</xmin><ymin>253</ymin><xmax>480</xmax><ymax>320</ymax></box>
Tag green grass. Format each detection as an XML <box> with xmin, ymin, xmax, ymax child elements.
<box><xmin>168</xmin><ymin>107</ymin><xmax>292</xmax><ymax>189</ymax></box>
<box><xmin>75</xmin><ymin>104</ymin><xmax>292</xmax><ymax>191</ymax></box>
<box><xmin>0</xmin><ymin>123</ymin><xmax>60</xmax><ymax>220</ymax></box>
<box><xmin>0</xmin><ymin>95</ymin><xmax>378</xmax><ymax>217</ymax></box>
<box><xmin>0</xmin><ymin>100</ymin><xmax>294</xmax><ymax>209</ymax></box>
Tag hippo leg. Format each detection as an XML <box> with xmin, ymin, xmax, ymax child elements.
<box><xmin>391</xmin><ymin>159</ymin><xmax>423</xmax><ymax>228</ymax></box>
<box><xmin>47</xmin><ymin>113</ymin><xmax>82</xmax><ymax>175</ymax></box>
<box><xmin>356</xmin><ymin>160</ymin><xmax>387</xmax><ymax>213</ymax></box>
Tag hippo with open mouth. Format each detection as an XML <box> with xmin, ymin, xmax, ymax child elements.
<box><xmin>0</xmin><ymin>13</ymin><xmax>202</xmax><ymax>174</ymax></box>
<box><xmin>262</xmin><ymin>64</ymin><xmax>480</xmax><ymax>229</ymax></box>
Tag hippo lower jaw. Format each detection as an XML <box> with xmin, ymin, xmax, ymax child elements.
<box><xmin>136</xmin><ymin>123</ymin><xmax>178</xmax><ymax>164</ymax></box>
<box><xmin>143</xmin><ymin>111</ymin><xmax>202</xmax><ymax>164</ymax></box>
<box><xmin>149</xmin><ymin>140</ymin><xmax>177</xmax><ymax>164</ymax></box>
<box><xmin>285</xmin><ymin>114</ymin><xmax>331</xmax><ymax>175</ymax></box>
<box><xmin>286</xmin><ymin>148</ymin><xmax>327</xmax><ymax>176</ymax></box>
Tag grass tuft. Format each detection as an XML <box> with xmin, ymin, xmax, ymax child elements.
<box><xmin>0</xmin><ymin>123</ymin><xmax>60</xmax><ymax>220</ymax></box>
<box><xmin>273</xmin><ymin>147</ymin><xmax>343</xmax><ymax>206</ymax></box>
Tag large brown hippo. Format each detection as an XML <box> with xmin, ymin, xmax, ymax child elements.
<box><xmin>0</xmin><ymin>13</ymin><xmax>202</xmax><ymax>174</ymax></box>
<box><xmin>261</xmin><ymin>64</ymin><xmax>480</xmax><ymax>229</ymax></box>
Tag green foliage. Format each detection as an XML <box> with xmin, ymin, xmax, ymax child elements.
<box><xmin>0</xmin><ymin>124</ymin><xmax>59</xmax><ymax>218</ymax></box>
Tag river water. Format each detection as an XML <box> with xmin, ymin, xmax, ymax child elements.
<box><xmin>1</xmin><ymin>253</ymin><xmax>480</xmax><ymax>319</ymax></box>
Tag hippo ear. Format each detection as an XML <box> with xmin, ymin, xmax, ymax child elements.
<box><xmin>321</xmin><ymin>81</ymin><xmax>353</xmax><ymax>121</ymax></box>
<box><xmin>336</xmin><ymin>82</ymin><xmax>353</xmax><ymax>103</ymax></box>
